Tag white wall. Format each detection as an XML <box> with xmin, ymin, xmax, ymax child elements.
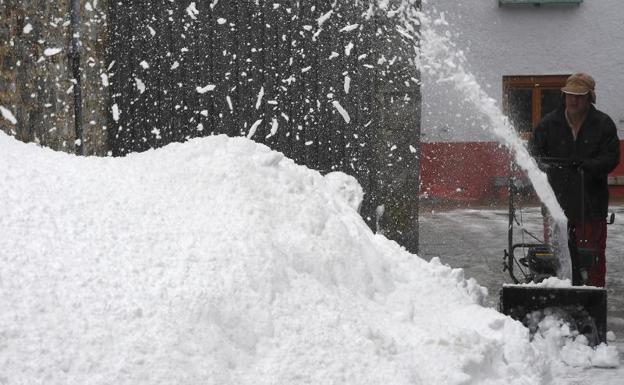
<box><xmin>422</xmin><ymin>0</ymin><xmax>624</xmax><ymax>142</ymax></box>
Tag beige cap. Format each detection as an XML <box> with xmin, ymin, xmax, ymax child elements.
<box><xmin>562</xmin><ymin>73</ymin><xmax>596</xmax><ymax>103</ymax></box>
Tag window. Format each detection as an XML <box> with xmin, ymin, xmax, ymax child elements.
<box><xmin>502</xmin><ymin>75</ymin><xmax>570</xmax><ymax>139</ymax></box>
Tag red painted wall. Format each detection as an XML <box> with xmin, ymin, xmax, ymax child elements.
<box><xmin>420</xmin><ymin>141</ymin><xmax>624</xmax><ymax>204</ymax></box>
<box><xmin>420</xmin><ymin>142</ymin><xmax>511</xmax><ymax>204</ymax></box>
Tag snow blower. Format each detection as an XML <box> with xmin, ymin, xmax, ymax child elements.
<box><xmin>499</xmin><ymin>160</ymin><xmax>614</xmax><ymax>346</ymax></box>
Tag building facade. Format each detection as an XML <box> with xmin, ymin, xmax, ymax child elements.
<box><xmin>420</xmin><ymin>0</ymin><xmax>624</xmax><ymax>204</ymax></box>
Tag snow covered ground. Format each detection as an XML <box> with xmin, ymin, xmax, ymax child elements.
<box><xmin>0</xmin><ymin>132</ymin><xmax>619</xmax><ymax>384</ymax></box>
<box><xmin>420</xmin><ymin>206</ymin><xmax>624</xmax><ymax>384</ymax></box>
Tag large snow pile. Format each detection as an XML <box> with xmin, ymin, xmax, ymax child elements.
<box><xmin>0</xmin><ymin>132</ymin><xmax>577</xmax><ymax>384</ymax></box>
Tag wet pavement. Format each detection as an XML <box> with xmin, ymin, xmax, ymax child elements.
<box><xmin>419</xmin><ymin>204</ymin><xmax>624</xmax><ymax>331</ymax></box>
<box><xmin>419</xmin><ymin>204</ymin><xmax>624</xmax><ymax>382</ymax></box>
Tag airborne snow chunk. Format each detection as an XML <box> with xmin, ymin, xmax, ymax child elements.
<box><xmin>186</xmin><ymin>2</ymin><xmax>199</xmax><ymax>20</ymax></box>
<box><xmin>255</xmin><ymin>86</ymin><xmax>265</xmax><ymax>110</ymax></box>
<box><xmin>317</xmin><ymin>10</ymin><xmax>333</xmax><ymax>26</ymax></box>
<box><xmin>332</xmin><ymin>101</ymin><xmax>351</xmax><ymax>123</ymax></box>
<box><xmin>0</xmin><ymin>106</ymin><xmax>17</xmax><ymax>125</ymax></box>
<box><xmin>247</xmin><ymin>119</ymin><xmax>262</xmax><ymax>139</ymax></box>
<box><xmin>196</xmin><ymin>85</ymin><xmax>216</xmax><ymax>94</ymax></box>
<box><xmin>44</xmin><ymin>48</ymin><xmax>62</xmax><ymax>56</ymax></box>
<box><xmin>339</xmin><ymin>24</ymin><xmax>360</xmax><ymax>33</ymax></box>
<box><xmin>135</xmin><ymin>78</ymin><xmax>146</xmax><ymax>94</ymax></box>
<box><xmin>111</xmin><ymin>104</ymin><xmax>120</xmax><ymax>122</ymax></box>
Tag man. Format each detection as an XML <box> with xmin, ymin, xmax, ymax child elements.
<box><xmin>530</xmin><ymin>73</ymin><xmax>620</xmax><ymax>287</ymax></box>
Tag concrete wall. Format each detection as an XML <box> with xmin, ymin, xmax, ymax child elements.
<box><xmin>422</xmin><ymin>0</ymin><xmax>624</xmax><ymax>142</ymax></box>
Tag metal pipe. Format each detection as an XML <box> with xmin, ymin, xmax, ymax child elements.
<box><xmin>69</xmin><ymin>0</ymin><xmax>83</xmax><ymax>155</ymax></box>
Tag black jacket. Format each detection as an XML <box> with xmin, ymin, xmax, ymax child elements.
<box><xmin>530</xmin><ymin>105</ymin><xmax>620</xmax><ymax>221</ymax></box>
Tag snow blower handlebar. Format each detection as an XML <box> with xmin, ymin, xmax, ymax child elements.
<box><xmin>535</xmin><ymin>156</ymin><xmax>585</xmax><ymax>170</ymax></box>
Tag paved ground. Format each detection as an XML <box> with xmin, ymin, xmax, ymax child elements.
<box><xmin>419</xmin><ymin>203</ymin><xmax>624</xmax><ymax>382</ymax></box>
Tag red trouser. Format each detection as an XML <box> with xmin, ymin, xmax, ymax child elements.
<box><xmin>569</xmin><ymin>220</ymin><xmax>607</xmax><ymax>287</ymax></box>
<box><xmin>543</xmin><ymin>217</ymin><xmax>607</xmax><ymax>287</ymax></box>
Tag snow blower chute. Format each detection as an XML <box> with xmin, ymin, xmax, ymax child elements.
<box><xmin>498</xmin><ymin>160</ymin><xmax>613</xmax><ymax>346</ymax></box>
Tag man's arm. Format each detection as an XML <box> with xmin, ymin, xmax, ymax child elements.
<box><xmin>582</xmin><ymin>116</ymin><xmax>620</xmax><ymax>175</ymax></box>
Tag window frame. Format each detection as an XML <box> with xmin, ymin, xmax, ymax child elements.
<box><xmin>502</xmin><ymin>74</ymin><xmax>570</xmax><ymax>138</ymax></box>
<box><xmin>499</xmin><ymin>0</ymin><xmax>582</xmax><ymax>5</ymax></box>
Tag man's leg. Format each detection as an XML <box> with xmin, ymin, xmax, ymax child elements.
<box><xmin>572</xmin><ymin>220</ymin><xmax>607</xmax><ymax>287</ymax></box>
<box><xmin>586</xmin><ymin>221</ymin><xmax>607</xmax><ymax>287</ymax></box>
<box><xmin>542</xmin><ymin>204</ymin><xmax>551</xmax><ymax>243</ymax></box>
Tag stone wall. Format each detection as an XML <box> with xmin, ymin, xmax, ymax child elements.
<box><xmin>0</xmin><ymin>0</ymin><xmax>109</xmax><ymax>155</ymax></box>
<box><xmin>0</xmin><ymin>0</ymin><xmax>423</xmax><ymax>252</ymax></box>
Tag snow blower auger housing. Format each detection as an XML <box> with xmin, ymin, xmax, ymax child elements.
<box><xmin>498</xmin><ymin>160</ymin><xmax>611</xmax><ymax>346</ymax></box>
<box><xmin>500</xmin><ymin>285</ymin><xmax>607</xmax><ymax>344</ymax></box>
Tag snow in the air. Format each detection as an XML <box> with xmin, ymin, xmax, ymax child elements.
<box><xmin>43</xmin><ymin>47</ymin><xmax>63</xmax><ymax>57</ymax></box>
<box><xmin>247</xmin><ymin>119</ymin><xmax>263</xmax><ymax>139</ymax></box>
<box><xmin>226</xmin><ymin>95</ymin><xmax>233</xmax><ymax>112</ymax></box>
<box><xmin>339</xmin><ymin>24</ymin><xmax>360</xmax><ymax>33</ymax></box>
<box><xmin>0</xmin><ymin>132</ymin><xmax>618</xmax><ymax>384</ymax></box>
<box><xmin>0</xmin><ymin>106</ymin><xmax>17</xmax><ymax>125</ymax></box>
<box><xmin>332</xmin><ymin>100</ymin><xmax>351</xmax><ymax>123</ymax></box>
<box><xmin>135</xmin><ymin>78</ymin><xmax>146</xmax><ymax>94</ymax></box>
<box><xmin>267</xmin><ymin>117</ymin><xmax>278</xmax><ymax>138</ymax></box>
<box><xmin>255</xmin><ymin>86</ymin><xmax>265</xmax><ymax>110</ymax></box>
<box><xmin>196</xmin><ymin>84</ymin><xmax>216</xmax><ymax>94</ymax></box>
<box><xmin>186</xmin><ymin>2</ymin><xmax>199</xmax><ymax>20</ymax></box>
<box><xmin>111</xmin><ymin>103</ymin><xmax>120</xmax><ymax>122</ymax></box>
<box><xmin>345</xmin><ymin>42</ymin><xmax>354</xmax><ymax>56</ymax></box>
<box><xmin>317</xmin><ymin>10</ymin><xmax>333</xmax><ymax>26</ymax></box>
<box><xmin>100</xmin><ymin>73</ymin><xmax>109</xmax><ymax>87</ymax></box>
